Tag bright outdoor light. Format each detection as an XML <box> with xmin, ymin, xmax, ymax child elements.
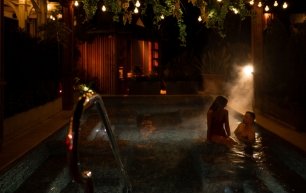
<box><xmin>265</xmin><ymin>5</ymin><xmax>270</xmax><ymax>12</ymax></box>
<box><xmin>283</xmin><ymin>2</ymin><xmax>288</xmax><ymax>9</ymax></box>
<box><xmin>74</xmin><ymin>1</ymin><xmax>79</xmax><ymax>7</ymax></box>
<box><xmin>243</xmin><ymin>65</ymin><xmax>254</xmax><ymax>77</ymax></box>
<box><xmin>135</xmin><ymin>0</ymin><xmax>141</xmax><ymax>7</ymax></box>
<box><xmin>258</xmin><ymin>1</ymin><xmax>262</xmax><ymax>7</ymax></box>
<box><xmin>274</xmin><ymin>1</ymin><xmax>278</xmax><ymax>7</ymax></box>
<box><xmin>160</xmin><ymin>14</ymin><xmax>165</xmax><ymax>20</ymax></box>
<box><xmin>249</xmin><ymin>0</ymin><xmax>254</xmax><ymax>5</ymax></box>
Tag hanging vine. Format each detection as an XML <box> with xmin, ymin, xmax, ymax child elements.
<box><xmin>76</xmin><ymin>0</ymin><xmax>252</xmax><ymax>45</ymax></box>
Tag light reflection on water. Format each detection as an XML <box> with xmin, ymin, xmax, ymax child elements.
<box><xmin>76</xmin><ymin>98</ymin><xmax>306</xmax><ymax>193</ymax></box>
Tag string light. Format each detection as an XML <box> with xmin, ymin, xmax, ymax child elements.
<box><xmin>134</xmin><ymin>7</ymin><xmax>139</xmax><ymax>14</ymax></box>
<box><xmin>101</xmin><ymin>5</ymin><xmax>106</xmax><ymax>12</ymax></box>
<box><xmin>248</xmin><ymin>1</ymin><xmax>288</xmax><ymax>10</ymax></box>
<box><xmin>160</xmin><ymin>14</ymin><xmax>165</xmax><ymax>20</ymax></box>
<box><xmin>231</xmin><ymin>7</ymin><xmax>239</xmax><ymax>14</ymax></box>
<box><xmin>198</xmin><ymin>16</ymin><xmax>202</xmax><ymax>22</ymax></box>
<box><xmin>135</xmin><ymin>0</ymin><xmax>141</xmax><ymax>8</ymax></box>
<box><xmin>74</xmin><ymin>1</ymin><xmax>79</xmax><ymax>7</ymax></box>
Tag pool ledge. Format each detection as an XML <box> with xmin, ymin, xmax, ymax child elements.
<box><xmin>231</xmin><ymin>106</ymin><xmax>306</xmax><ymax>153</ymax></box>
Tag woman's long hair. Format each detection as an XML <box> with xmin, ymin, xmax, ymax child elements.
<box><xmin>209</xmin><ymin>95</ymin><xmax>228</xmax><ymax>112</ymax></box>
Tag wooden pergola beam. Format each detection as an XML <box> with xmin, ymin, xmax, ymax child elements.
<box><xmin>0</xmin><ymin>0</ymin><xmax>5</xmax><ymax>148</ymax></box>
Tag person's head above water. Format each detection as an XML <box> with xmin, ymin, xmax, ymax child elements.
<box><xmin>209</xmin><ymin>95</ymin><xmax>228</xmax><ymax>111</ymax></box>
<box><xmin>243</xmin><ymin>111</ymin><xmax>256</xmax><ymax>124</ymax></box>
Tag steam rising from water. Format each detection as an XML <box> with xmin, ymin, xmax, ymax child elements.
<box><xmin>227</xmin><ymin>64</ymin><xmax>254</xmax><ymax>114</ymax></box>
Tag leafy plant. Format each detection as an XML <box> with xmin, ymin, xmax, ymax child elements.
<box><xmin>77</xmin><ymin>0</ymin><xmax>251</xmax><ymax>46</ymax></box>
<box><xmin>195</xmin><ymin>44</ymin><xmax>232</xmax><ymax>75</ymax></box>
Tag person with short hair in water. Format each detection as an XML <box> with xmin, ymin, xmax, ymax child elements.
<box><xmin>234</xmin><ymin>111</ymin><xmax>256</xmax><ymax>146</ymax></box>
<box><xmin>206</xmin><ymin>95</ymin><xmax>236</xmax><ymax>146</ymax></box>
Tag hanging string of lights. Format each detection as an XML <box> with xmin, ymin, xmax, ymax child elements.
<box><xmin>72</xmin><ymin>0</ymin><xmax>289</xmax><ymax>21</ymax></box>
<box><xmin>70</xmin><ymin>0</ymin><xmax>290</xmax><ymax>45</ymax></box>
<box><xmin>248</xmin><ymin>0</ymin><xmax>288</xmax><ymax>12</ymax></box>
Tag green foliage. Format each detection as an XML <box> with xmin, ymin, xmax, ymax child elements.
<box><xmin>78</xmin><ymin>0</ymin><xmax>251</xmax><ymax>46</ymax></box>
<box><xmin>38</xmin><ymin>20</ymin><xmax>72</xmax><ymax>47</ymax></box>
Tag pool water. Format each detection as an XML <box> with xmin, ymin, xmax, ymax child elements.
<box><xmin>75</xmin><ymin>96</ymin><xmax>306</xmax><ymax>193</ymax></box>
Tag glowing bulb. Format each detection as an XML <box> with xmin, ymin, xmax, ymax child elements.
<box><xmin>135</xmin><ymin>0</ymin><xmax>141</xmax><ymax>7</ymax></box>
<box><xmin>217</xmin><ymin>0</ymin><xmax>222</xmax><ymax>2</ymax></box>
<box><xmin>283</xmin><ymin>2</ymin><xmax>288</xmax><ymax>9</ymax></box>
<box><xmin>57</xmin><ymin>14</ymin><xmax>62</xmax><ymax>19</ymax></box>
<box><xmin>134</xmin><ymin>7</ymin><xmax>139</xmax><ymax>14</ymax></box>
<box><xmin>160</xmin><ymin>14</ymin><xmax>164</xmax><ymax>20</ymax></box>
<box><xmin>74</xmin><ymin>1</ymin><xmax>79</xmax><ymax>7</ymax></box>
<box><xmin>243</xmin><ymin>65</ymin><xmax>254</xmax><ymax>77</ymax></box>
<box><xmin>274</xmin><ymin>1</ymin><xmax>278</xmax><ymax>7</ymax></box>
<box><xmin>265</xmin><ymin>5</ymin><xmax>269</xmax><ymax>12</ymax></box>
<box><xmin>258</xmin><ymin>2</ymin><xmax>262</xmax><ymax>7</ymax></box>
<box><xmin>102</xmin><ymin>5</ymin><xmax>106</xmax><ymax>12</ymax></box>
<box><xmin>198</xmin><ymin>16</ymin><xmax>202</xmax><ymax>22</ymax></box>
<box><xmin>249</xmin><ymin>0</ymin><xmax>254</xmax><ymax>5</ymax></box>
<box><xmin>232</xmin><ymin>8</ymin><xmax>239</xmax><ymax>14</ymax></box>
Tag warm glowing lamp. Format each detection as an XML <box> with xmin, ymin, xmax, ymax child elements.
<box><xmin>160</xmin><ymin>89</ymin><xmax>167</xmax><ymax>95</ymax></box>
<box><xmin>283</xmin><ymin>2</ymin><xmax>288</xmax><ymax>9</ymax></box>
<box><xmin>74</xmin><ymin>1</ymin><xmax>79</xmax><ymax>7</ymax></box>
<box><xmin>135</xmin><ymin>0</ymin><xmax>141</xmax><ymax>7</ymax></box>
<box><xmin>274</xmin><ymin>1</ymin><xmax>278</xmax><ymax>7</ymax></box>
<box><xmin>134</xmin><ymin>7</ymin><xmax>139</xmax><ymax>14</ymax></box>
<box><xmin>265</xmin><ymin>5</ymin><xmax>270</xmax><ymax>12</ymax></box>
<box><xmin>102</xmin><ymin>5</ymin><xmax>106</xmax><ymax>12</ymax></box>
<box><xmin>243</xmin><ymin>65</ymin><xmax>254</xmax><ymax>77</ymax></box>
<box><xmin>198</xmin><ymin>16</ymin><xmax>202</xmax><ymax>22</ymax></box>
<box><xmin>258</xmin><ymin>1</ymin><xmax>262</xmax><ymax>8</ymax></box>
<box><xmin>249</xmin><ymin>0</ymin><xmax>254</xmax><ymax>6</ymax></box>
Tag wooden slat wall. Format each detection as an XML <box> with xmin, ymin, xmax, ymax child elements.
<box><xmin>77</xmin><ymin>35</ymin><xmax>117</xmax><ymax>94</ymax></box>
<box><xmin>131</xmin><ymin>40</ymin><xmax>152</xmax><ymax>76</ymax></box>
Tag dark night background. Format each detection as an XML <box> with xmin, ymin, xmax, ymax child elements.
<box><xmin>3</xmin><ymin>1</ymin><xmax>306</xmax><ymax>130</ymax></box>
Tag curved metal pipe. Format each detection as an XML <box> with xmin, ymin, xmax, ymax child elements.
<box><xmin>66</xmin><ymin>94</ymin><xmax>132</xmax><ymax>193</ymax></box>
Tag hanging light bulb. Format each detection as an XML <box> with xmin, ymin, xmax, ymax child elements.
<box><xmin>74</xmin><ymin>1</ymin><xmax>79</xmax><ymax>7</ymax></box>
<box><xmin>135</xmin><ymin>0</ymin><xmax>141</xmax><ymax>7</ymax></box>
<box><xmin>249</xmin><ymin>0</ymin><xmax>254</xmax><ymax>5</ymax></box>
<box><xmin>134</xmin><ymin>7</ymin><xmax>139</xmax><ymax>14</ymax></box>
<box><xmin>265</xmin><ymin>5</ymin><xmax>270</xmax><ymax>12</ymax></box>
<box><xmin>160</xmin><ymin>14</ymin><xmax>165</xmax><ymax>20</ymax></box>
<box><xmin>101</xmin><ymin>5</ymin><xmax>106</xmax><ymax>12</ymax></box>
<box><xmin>198</xmin><ymin>16</ymin><xmax>202</xmax><ymax>22</ymax></box>
<box><xmin>231</xmin><ymin>7</ymin><xmax>239</xmax><ymax>14</ymax></box>
<box><xmin>283</xmin><ymin>2</ymin><xmax>288</xmax><ymax>9</ymax></box>
<box><xmin>274</xmin><ymin>1</ymin><xmax>278</xmax><ymax>7</ymax></box>
<box><xmin>258</xmin><ymin>1</ymin><xmax>262</xmax><ymax>8</ymax></box>
<box><xmin>217</xmin><ymin>0</ymin><xmax>222</xmax><ymax>2</ymax></box>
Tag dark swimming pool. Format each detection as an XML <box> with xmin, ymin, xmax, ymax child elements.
<box><xmin>74</xmin><ymin>95</ymin><xmax>306</xmax><ymax>193</ymax></box>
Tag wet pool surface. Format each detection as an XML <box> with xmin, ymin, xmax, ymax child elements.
<box><xmin>70</xmin><ymin>96</ymin><xmax>306</xmax><ymax>193</ymax></box>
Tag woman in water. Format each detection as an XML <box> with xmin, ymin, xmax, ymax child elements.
<box><xmin>206</xmin><ymin>95</ymin><xmax>236</xmax><ymax>146</ymax></box>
